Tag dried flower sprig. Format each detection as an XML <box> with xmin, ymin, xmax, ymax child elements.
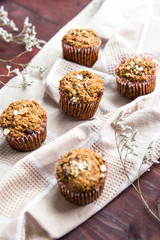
<box><xmin>0</xmin><ymin>6</ymin><xmax>18</xmax><ymax>31</ymax></box>
<box><xmin>0</xmin><ymin>7</ymin><xmax>46</xmax><ymax>51</ymax></box>
<box><xmin>115</xmin><ymin>111</ymin><xmax>160</xmax><ymax>223</ymax></box>
<box><xmin>12</xmin><ymin>17</ymin><xmax>46</xmax><ymax>52</ymax></box>
<box><xmin>0</xmin><ymin>6</ymin><xmax>46</xmax><ymax>87</ymax></box>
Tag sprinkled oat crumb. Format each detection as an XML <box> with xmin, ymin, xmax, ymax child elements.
<box><xmin>59</xmin><ymin>70</ymin><xmax>104</xmax><ymax>103</ymax></box>
<box><xmin>117</xmin><ymin>57</ymin><xmax>156</xmax><ymax>82</ymax></box>
<box><xmin>0</xmin><ymin>99</ymin><xmax>47</xmax><ymax>138</ymax></box>
<box><xmin>3</xmin><ymin>128</ymin><xmax>10</xmax><ymax>136</ymax></box>
<box><xmin>56</xmin><ymin>148</ymin><xmax>107</xmax><ymax>192</ymax></box>
<box><xmin>62</xmin><ymin>28</ymin><xmax>100</xmax><ymax>48</ymax></box>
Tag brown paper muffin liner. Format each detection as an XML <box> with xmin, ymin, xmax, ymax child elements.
<box><xmin>62</xmin><ymin>40</ymin><xmax>101</xmax><ymax>67</ymax></box>
<box><xmin>115</xmin><ymin>53</ymin><xmax>158</xmax><ymax>100</ymax></box>
<box><xmin>5</xmin><ymin>119</ymin><xmax>47</xmax><ymax>152</ymax></box>
<box><xmin>57</xmin><ymin>178</ymin><xmax>105</xmax><ymax>205</ymax></box>
<box><xmin>116</xmin><ymin>76</ymin><xmax>156</xmax><ymax>99</ymax></box>
<box><xmin>59</xmin><ymin>92</ymin><xmax>102</xmax><ymax>119</ymax></box>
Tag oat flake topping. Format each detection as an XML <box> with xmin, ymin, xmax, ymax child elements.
<box><xmin>59</xmin><ymin>70</ymin><xmax>104</xmax><ymax>103</ymax></box>
<box><xmin>3</xmin><ymin>128</ymin><xmax>10</xmax><ymax>136</ymax></box>
<box><xmin>117</xmin><ymin>57</ymin><xmax>156</xmax><ymax>82</ymax></box>
<box><xmin>62</xmin><ymin>28</ymin><xmax>101</xmax><ymax>48</ymax></box>
<box><xmin>100</xmin><ymin>164</ymin><xmax>106</xmax><ymax>172</ymax></box>
<box><xmin>0</xmin><ymin>99</ymin><xmax>47</xmax><ymax>138</ymax></box>
<box><xmin>76</xmin><ymin>74</ymin><xmax>83</xmax><ymax>80</ymax></box>
<box><xmin>13</xmin><ymin>110</ymin><xmax>19</xmax><ymax>116</ymax></box>
<box><xmin>56</xmin><ymin>148</ymin><xmax>107</xmax><ymax>192</ymax></box>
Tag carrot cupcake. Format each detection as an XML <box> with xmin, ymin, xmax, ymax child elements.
<box><xmin>62</xmin><ymin>28</ymin><xmax>101</xmax><ymax>67</ymax></box>
<box><xmin>115</xmin><ymin>54</ymin><xmax>157</xmax><ymax>99</ymax></box>
<box><xmin>59</xmin><ymin>70</ymin><xmax>104</xmax><ymax>119</ymax></box>
<box><xmin>0</xmin><ymin>99</ymin><xmax>47</xmax><ymax>151</ymax></box>
<box><xmin>56</xmin><ymin>148</ymin><xmax>107</xmax><ymax>205</ymax></box>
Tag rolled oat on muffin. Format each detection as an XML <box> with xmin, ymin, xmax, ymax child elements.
<box><xmin>56</xmin><ymin>148</ymin><xmax>107</xmax><ymax>205</ymax></box>
<box><xmin>62</xmin><ymin>28</ymin><xmax>101</xmax><ymax>67</ymax></box>
<box><xmin>0</xmin><ymin>99</ymin><xmax>47</xmax><ymax>151</ymax></box>
<box><xmin>115</xmin><ymin>54</ymin><xmax>157</xmax><ymax>99</ymax></box>
<box><xmin>59</xmin><ymin>70</ymin><xmax>104</xmax><ymax>119</ymax></box>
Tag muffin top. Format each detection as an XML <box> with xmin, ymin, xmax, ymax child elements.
<box><xmin>59</xmin><ymin>70</ymin><xmax>104</xmax><ymax>103</ymax></box>
<box><xmin>116</xmin><ymin>57</ymin><xmax>156</xmax><ymax>82</ymax></box>
<box><xmin>56</xmin><ymin>148</ymin><xmax>107</xmax><ymax>192</ymax></box>
<box><xmin>62</xmin><ymin>28</ymin><xmax>101</xmax><ymax>48</ymax></box>
<box><xmin>0</xmin><ymin>100</ymin><xmax>47</xmax><ymax>138</ymax></box>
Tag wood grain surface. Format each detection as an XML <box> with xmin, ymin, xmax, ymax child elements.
<box><xmin>0</xmin><ymin>0</ymin><xmax>160</xmax><ymax>239</ymax></box>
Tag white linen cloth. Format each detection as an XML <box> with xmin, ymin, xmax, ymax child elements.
<box><xmin>0</xmin><ymin>0</ymin><xmax>160</xmax><ymax>239</ymax></box>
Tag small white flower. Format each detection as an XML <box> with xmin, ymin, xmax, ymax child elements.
<box><xmin>0</xmin><ymin>6</ymin><xmax>18</xmax><ymax>31</ymax></box>
<box><xmin>126</xmin><ymin>126</ymin><xmax>132</xmax><ymax>130</ymax></box>
<box><xmin>0</xmin><ymin>27</ymin><xmax>12</xmax><ymax>42</ymax></box>
<box><xmin>9</xmin><ymin>20</ymin><xmax>18</xmax><ymax>31</ymax></box>
<box><xmin>116</xmin><ymin>122</ymin><xmax>126</xmax><ymax>130</ymax></box>
<box><xmin>125</xmin><ymin>141</ymin><xmax>135</xmax><ymax>151</ymax></box>
<box><xmin>124</xmin><ymin>133</ymin><xmax>132</xmax><ymax>139</ymax></box>
<box><xmin>6</xmin><ymin>65</ymin><xmax>11</xmax><ymax>71</ymax></box>
<box><xmin>12</xmin><ymin>16</ymin><xmax>46</xmax><ymax>51</ymax></box>
<box><xmin>143</xmin><ymin>142</ymin><xmax>159</xmax><ymax>165</ymax></box>
<box><xmin>12</xmin><ymin>68</ymin><xmax>20</xmax><ymax>75</ymax></box>
<box><xmin>24</xmin><ymin>17</ymin><xmax>31</xmax><ymax>27</ymax></box>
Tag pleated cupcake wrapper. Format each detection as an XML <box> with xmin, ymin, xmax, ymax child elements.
<box><xmin>114</xmin><ymin>52</ymin><xmax>158</xmax><ymax>99</ymax></box>
<box><xmin>59</xmin><ymin>93</ymin><xmax>102</xmax><ymax>119</ymax></box>
<box><xmin>5</xmin><ymin>119</ymin><xmax>47</xmax><ymax>152</ymax></box>
<box><xmin>62</xmin><ymin>40</ymin><xmax>101</xmax><ymax>67</ymax></box>
<box><xmin>57</xmin><ymin>178</ymin><xmax>105</xmax><ymax>205</ymax></box>
<box><xmin>116</xmin><ymin>76</ymin><xmax>156</xmax><ymax>99</ymax></box>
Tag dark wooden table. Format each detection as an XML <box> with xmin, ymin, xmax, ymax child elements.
<box><xmin>0</xmin><ymin>1</ymin><xmax>160</xmax><ymax>239</ymax></box>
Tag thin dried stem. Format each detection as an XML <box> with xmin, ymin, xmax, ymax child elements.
<box><xmin>0</xmin><ymin>51</ymin><xmax>28</xmax><ymax>68</ymax></box>
<box><xmin>137</xmin><ymin>167</ymin><xmax>160</xmax><ymax>222</ymax></box>
<box><xmin>115</xmin><ymin>112</ymin><xmax>160</xmax><ymax>223</ymax></box>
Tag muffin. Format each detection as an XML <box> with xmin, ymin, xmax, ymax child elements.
<box><xmin>0</xmin><ymin>99</ymin><xmax>47</xmax><ymax>151</ymax></box>
<box><xmin>62</xmin><ymin>28</ymin><xmax>101</xmax><ymax>67</ymax></box>
<box><xmin>56</xmin><ymin>148</ymin><xmax>107</xmax><ymax>205</ymax></box>
<box><xmin>59</xmin><ymin>70</ymin><xmax>104</xmax><ymax>119</ymax></box>
<box><xmin>115</xmin><ymin>55</ymin><xmax>157</xmax><ymax>99</ymax></box>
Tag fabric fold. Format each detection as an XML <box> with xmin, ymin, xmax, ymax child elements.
<box><xmin>0</xmin><ymin>0</ymin><xmax>160</xmax><ymax>239</ymax></box>
<box><xmin>1</xmin><ymin>91</ymin><xmax>160</xmax><ymax>239</ymax></box>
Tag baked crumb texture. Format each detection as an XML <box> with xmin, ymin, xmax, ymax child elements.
<box><xmin>59</xmin><ymin>70</ymin><xmax>104</xmax><ymax>119</ymax></box>
<box><xmin>56</xmin><ymin>148</ymin><xmax>107</xmax><ymax>205</ymax></box>
<box><xmin>62</xmin><ymin>28</ymin><xmax>101</xmax><ymax>67</ymax></box>
<box><xmin>115</xmin><ymin>54</ymin><xmax>157</xmax><ymax>99</ymax></box>
<box><xmin>0</xmin><ymin>99</ymin><xmax>47</xmax><ymax>151</ymax></box>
